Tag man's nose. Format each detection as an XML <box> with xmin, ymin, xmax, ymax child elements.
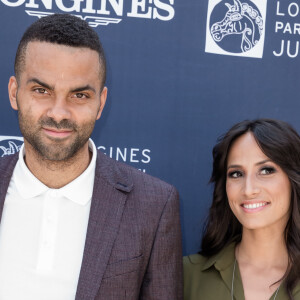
<box><xmin>243</xmin><ymin>174</ymin><xmax>260</xmax><ymax>198</ymax></box>
<box><xmin>46</xmin><ymin>97</ymin><xmax>71</xmax><ymax>122</ymax></box>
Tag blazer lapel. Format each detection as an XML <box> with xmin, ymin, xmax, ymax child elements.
<box><xmin>75</xmin><ymin>151</ymin><xmax>133</xmax><ymax>300</ymax></box>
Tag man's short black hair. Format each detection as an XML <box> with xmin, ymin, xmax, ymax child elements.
<box><xmin>15</xmin><ymin>13</ymin><xmax>106</xmax><ymax>89</ymax></box>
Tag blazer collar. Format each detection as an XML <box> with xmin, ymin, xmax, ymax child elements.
<box><xmin>91</xmin><ymin>150</ymin><xmax>133</xmax><ymax>193</ymax></box>
<box><xmin>75</xmin><ymin>151</ymin><xmax>133</xmax><ymax>299</ymax></box>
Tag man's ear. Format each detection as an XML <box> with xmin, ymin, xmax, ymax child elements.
<box><xmin>96</xmin><ymin>86</ymin><xmax>107</xmax><ymax>120</ymax></box>
<box><xmin>8</xmin><ymin>76</ymin><xmax>19</xmax><ymax>110</ymax></box>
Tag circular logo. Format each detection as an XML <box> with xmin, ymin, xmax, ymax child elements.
<box><xmin>210</xmin><ymin>0</ymin><xmax>263</xmax><ymax>53</ymax></box>
<box><xmin>0</xmin><ymin>139</ymin><xmax>23</xmax><ymax>157</ymax></box>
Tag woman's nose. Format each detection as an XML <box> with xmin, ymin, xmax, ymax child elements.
<box><xmin>243</xmin><ymin>174</ymin><xmax>260</xmax><ymax>198</ymax></box>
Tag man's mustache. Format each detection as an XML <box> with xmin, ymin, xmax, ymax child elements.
<box><xmin>39</xmin><ymin>118</ymin><xmax>77</xmax><ymax>130</ymax></box>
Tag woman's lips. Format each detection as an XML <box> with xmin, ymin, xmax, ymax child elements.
<box><xmin>240</xmin><ymin>201</ymin><xmax>270</xmax><ymax>212</ymax></box>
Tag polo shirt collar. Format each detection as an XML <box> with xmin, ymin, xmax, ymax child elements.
<box><xmin>14</xmin><ymin>139</ymin><xmax>97</xmax><ymax>206</ymax></box>
<box><xmin>14</xmin><ymin>144</ymin><xmax>48</xmax><ymax>199</ymax></box>
<box><xmin>60</xmin><ymin>139</ymin><xmax>97</xmax><ymax>205</ymax></box>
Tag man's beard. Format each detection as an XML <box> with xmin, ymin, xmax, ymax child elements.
<box><xmin>18</xmin><ymin>109</ymin><xmax>95</xmax><ymax>162</ymax></box>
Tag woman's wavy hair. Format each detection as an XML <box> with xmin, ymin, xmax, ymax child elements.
<box><xmin>201</xmin><ymin>119</ymin><xmax>300</xmax><ymax>298</ymax></box>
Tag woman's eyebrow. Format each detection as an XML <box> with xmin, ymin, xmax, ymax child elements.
<box><xmin>227</xmin><ymin>159</ymin><xmax>272</xmax><ymax>170</ymax></box>
<box><xmin>255</xmin><ymin>159</ymin><xmax>272</xmax><ymax>166</ymax></box>
<box><xmin>227</xmin><ymin>164</ymin><xmax>241</xmax><ymax>170</ymax></box>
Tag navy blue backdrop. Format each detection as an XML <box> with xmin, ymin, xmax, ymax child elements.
<box><xmin>0</xmin><ymin>0</ymin><xmax>299</xmax><ymax>256</ymax></box>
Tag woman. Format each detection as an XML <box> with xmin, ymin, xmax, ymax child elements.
<box><xmin>184</xmin><ymin>119</ymin><xmax>300</xmax><ymax>300</ymax></box>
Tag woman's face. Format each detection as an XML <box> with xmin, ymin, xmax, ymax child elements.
<box><xmin>226</xmin><ymin>132</ymin><xmax>291</xmax><ymax>232</ymax></box>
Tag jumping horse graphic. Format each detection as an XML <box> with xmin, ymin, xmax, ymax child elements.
<box><xmin>211</xmin><ymin>0</ymin><xmax>263</xmax><ymax>52</ymax></box>
<box><xmin>0</xmin><ymin>141</ymin><xmax>21</xmax><ymax>157</ymax></box>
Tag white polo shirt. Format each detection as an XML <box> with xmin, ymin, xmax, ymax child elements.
<box><xmin>0</xmin><ymin>139</ymin><xmax>97</xmax><ymax>300</ymax></box>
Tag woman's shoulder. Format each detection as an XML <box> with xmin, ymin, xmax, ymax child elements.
<box><xmin>183</xmin><ymin>254</ymin><xmax>207</xmax><ymax>273</ymax></box>
<box><xmin>183</xmin><ymin>244</ymin><xmax>237</xmax><ymax>300</ymax></box>
<box><xmin>183</xmin><ymin>254</ymin><xmax>213</xmax><ymax>300</ymax></box>
<box><xmin>183</xmin><ymin>253</ymin><xmax>208</xmax><ymax>280</ymax></box>
<box><xmin>183</xmin><ymin>246</ymin><xmax>233</xmax><ymax>283</ymax></box>
<box><xmin>184</xmin><ymin>253</ymin><xmax>206</xmax><ymax>267</ymax></box>
<box><xmin>183</xmin><ymin>252</ymin><xmax>214</xmax><ymax>284</ymax></box>
<box><xmin>293</xmin><ymin>283</ymin><xmax>300</xmax><ymax>299</ymax></box>
<box><xmin>184</xmin><ymin>243</ymin><xmax>236</xmax><ymax>271</ymax></box>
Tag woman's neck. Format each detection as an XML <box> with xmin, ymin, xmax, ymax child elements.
<box><xmin>235</xmin><ymin>227</ymin><xmax>289</xmax><ymax>300</ymax></box>
<box><xmin>237</xmin><ymin>227</ymin><xmax>288</xmax><ymax>269</ymax></box>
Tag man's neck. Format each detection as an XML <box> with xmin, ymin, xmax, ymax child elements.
<box><xmin>23</xmin><ymin>142</ymin><xmax>92</xmax><ymax>189</ymax></box>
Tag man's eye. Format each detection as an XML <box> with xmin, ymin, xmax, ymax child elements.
<box><xmin>228</xmin><ymin>171</ymin><xmax>242</xmax><ymax>178</ymax></box>
<box><xmin>260</xmin><ymin>167</ymin><xmax>276</xmax><ymax>175</ymax></box>
<box><xmin>74</xmin><ymin>93</ymin><xmax>88</xmax><ymax>99</ymax></box>
<box><xmin>34</xmin><ymin>88</ymin><xmax>48</xmax><ymax>94</ymax></box>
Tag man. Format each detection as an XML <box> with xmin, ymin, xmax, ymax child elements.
<box><xmin>0</xmin><ymin>14</ymin><xmax>182</xmax><ymax>299</ymax></box>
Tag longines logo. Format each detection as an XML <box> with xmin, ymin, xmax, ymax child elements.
<box><xmin>98</xmin><ymin>146</ymin><xmax>151</xmax><ymax>172</ymax></box>
<box><xmin>205</xmin><ymin>0</ymin><xmax>267</xmax><ymax>58</ymax></box>
<box><xmin>0</xmin><ymin>136</ymin><xmax>23</xmax><ymax>157</ymax></box>
<box><xmin>0</xmin><ymin>136</ymin><xmax>150</xmax><ymax>172</ymax></box>
<box><xmin>1</xmin><ymin>0</ymin><xmax>175</xmax><ymax>27</ymax></box>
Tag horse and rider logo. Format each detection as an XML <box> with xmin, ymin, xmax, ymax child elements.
<box><xmin>205</xmin><ymin>0</ymin><xmax>267</xmax><ymax>58</ymax></box>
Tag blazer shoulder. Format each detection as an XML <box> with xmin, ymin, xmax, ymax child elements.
<box><xmin>0</xmin><ymin>153</ymin><xmax>18</xmax><ymax>176</ymax></box>
<box><xmin>96</xmin><ymin>150</ymin><xmax>177</xmax><ymax>197</ymax></box>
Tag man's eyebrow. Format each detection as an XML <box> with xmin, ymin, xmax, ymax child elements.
<box><xmin>71</xmin><ymin>85</ymin><xmax>96</xmax><ymax>94</ymax></box>
<box><xmin>27</xmin><ymin>78</ymin><xmax>54</xmax><ymax>91</ymax></box>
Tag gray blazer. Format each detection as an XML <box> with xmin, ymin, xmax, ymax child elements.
<box><xmin>0</xmin><ymin>150</ymin><xmax>183</xmax><ymax>300</ymax></box>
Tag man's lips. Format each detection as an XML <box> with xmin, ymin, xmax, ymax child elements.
<box><xmin>42</xmin><ymin>127</ymin><xmax>73</xmax><ymax>138</ymax></box>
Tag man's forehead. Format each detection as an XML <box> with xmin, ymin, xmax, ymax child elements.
<box><xmin>25</xmin><ymin>41</ymin><xmax>100</xmax><ymax>59</ymax></box>
<box><xmin>21</xmin><ymin>41</ymin><xmax>103</xmax><ymax>85</ymax></box>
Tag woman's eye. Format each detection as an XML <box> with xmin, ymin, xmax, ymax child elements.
<box><xmin>228</xmin><ymin>171</ymin><xmax>242</xmax><ymax>178</ymax></box>
<box><xmin>260</xmin><ymin>167</ymin><xmax>276</xmax><ymax>175</ymax></box>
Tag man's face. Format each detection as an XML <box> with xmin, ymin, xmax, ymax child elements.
<box><xmin>8</xmin><ymin>41</ymin><xmax>107</xmax><ymax>161</ymax></box>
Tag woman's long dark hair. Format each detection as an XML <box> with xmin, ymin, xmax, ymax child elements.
<box><xmin>201</xmin><ymin>119</ymin><xmax>300</xmax><ymax>298</ymax></box>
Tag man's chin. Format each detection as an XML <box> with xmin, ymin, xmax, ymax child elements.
<box><xmin>29</xmin><ymin>140</ymin><xmax>82</xmax><ymax>162</ymax></box>
<box><xmin>24</xmin><ymin>132</ymin><xmax>90</xmax><ymax>162</ymax></box>
<box><xmin>37</xmin><ymin>148</ymin><xmax>78</xmax><ymax>161</ymax></box>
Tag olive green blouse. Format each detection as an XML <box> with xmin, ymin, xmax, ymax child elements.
<box><xmin>184</xmin><ymin>243</ymin><xmax>300</xmax><ymax>300</ymax></box>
